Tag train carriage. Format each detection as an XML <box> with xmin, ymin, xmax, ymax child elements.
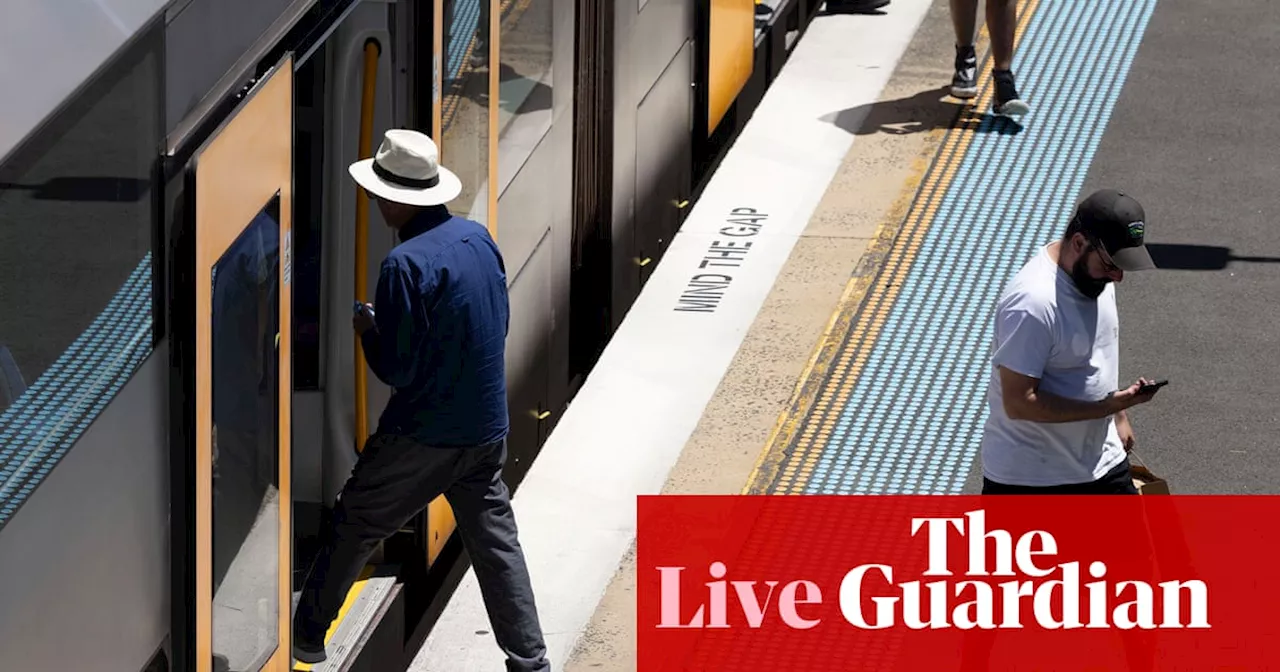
<box><xmin>0</xmin><ymin>0</ymin><xmax>821</xmax><ymax>669</ymax></box>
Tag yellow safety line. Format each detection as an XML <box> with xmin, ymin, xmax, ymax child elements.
<box><xmin>292</xmin><ymin>565</ymin><xmax>377</xmax><ymax>671</ymax></box>
<box><xmin>742</xmin><ymin>0</ymin><xmax>1040</xmax><ymax>495</ymax></box>
<box><xmin>741</xmin><ymin>149</ymin><xmax>935</xmax><ymax>495</ymax></box>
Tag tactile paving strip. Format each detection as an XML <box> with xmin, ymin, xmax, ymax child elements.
<box><xmin>768</xmin><ymin>0</ymin><xmax>1157</xmax><ymax>495</ymax></box>
<box><xmin>0</xmin><ymin>255</ymin><xmax>153</xmax><ymax>530</ymax></box>
<box><xmin>654</xmin><ymin>497</ymin><xmax>929</xmax><ymax>670</ymax></box>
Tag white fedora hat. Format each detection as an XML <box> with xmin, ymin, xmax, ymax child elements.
<box><xmin>348</xmin><ymin>129</ymin><xmax>462</xmax><ymax>206</ymax></box>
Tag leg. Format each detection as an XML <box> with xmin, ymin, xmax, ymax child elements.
<box><xmin>293</xmin><ymin>434</ymin><xmax>460</xmax><ymax>662</ymax></box>
<box><xmin>986</xmin><ymin>0</ymin><xmax>1030</xmax><ymax>115</ymax></box>
<box><xmin>986</xmin><ymin>0</ymin><xmax>1017</xmax><ymax>71</ymax></box>
<box><xmin>950</xmin><ymin>0</ymin><xmax>979</xmax><ymax>47</ymax></box>
<box><xmin>948</xmin><ymin>0</ymin><xmax>980</xmax><ymax>98</ymax></box>
<box><xmin>471</xmin><ymin>0</ymin><xmax>492</xmax><ymax>69</ymax></box>
<box><xmin>447</xmin><ymin>440</ymin><xmax>550</xmax><ymax>672</ymax></box>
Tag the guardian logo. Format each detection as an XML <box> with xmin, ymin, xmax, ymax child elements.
<box><xmin>655</xmin><ymin>509</ymin><xmax>1208</xmax><ymax>631</ymax></box>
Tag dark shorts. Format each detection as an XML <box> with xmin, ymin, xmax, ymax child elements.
<box><xmin>982</xmin><ymin>457</ymin><xmax>1139</xmax><ymax>495</ymax></box>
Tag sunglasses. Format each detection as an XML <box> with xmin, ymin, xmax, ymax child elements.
<box><xmin>1085</xmin><ymin>236</ymin><xmax>1121</xmax><ymax>274</ymax></box>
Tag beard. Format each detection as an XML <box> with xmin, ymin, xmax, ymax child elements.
<box><xmin>1071</xmin><ymin>254</ymin><xmax>1110</xmax><ymax>299</ymax></box>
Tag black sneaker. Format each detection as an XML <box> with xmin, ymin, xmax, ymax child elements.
<box><xmin>950</xmin><ymin>45</ymin><xmax>978</xmax><ymax>99</ymax></box>
<box><xmin>293</xmin><ymin>626</ymin><xmax>327</xmax><ymax>665</ymax></box>
<box><xmin>992</xmin><ymin>69</ymin><xmax>1030</xmax><ymax>116</ymax></box>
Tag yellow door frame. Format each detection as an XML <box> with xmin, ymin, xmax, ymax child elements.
<box><xmin>187</xmin><ymin>54</ymin><xmax>295</xmax><ymax>672</ymax></box>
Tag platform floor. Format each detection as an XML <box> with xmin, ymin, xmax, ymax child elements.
<box><xmin>413</xmin><ymin>0</ymin><xmax>1280</xmax><ymax>668</ymax></box>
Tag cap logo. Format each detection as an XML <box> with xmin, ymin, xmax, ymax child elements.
<box><xmin>1127</xmin><ymin>220</ymin><xmax>1145</xmax><ymax>239</ymax></box>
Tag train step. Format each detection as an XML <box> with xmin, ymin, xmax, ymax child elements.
<box><xmin>291</xmin><ymin>564</ymin><xmax>403</xmax><ymax>672</ymax></box>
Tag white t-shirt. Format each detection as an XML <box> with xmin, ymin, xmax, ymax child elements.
<box><xmin>980</xmin><ymin>243</ymin><xmax>1127</xmax><ymax>486</ymax></box>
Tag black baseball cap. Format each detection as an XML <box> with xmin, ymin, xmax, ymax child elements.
<box><xmin>1072</xmin><ymin>189</ymin><xmax>1156</xmax><ymax>271</ymax></box>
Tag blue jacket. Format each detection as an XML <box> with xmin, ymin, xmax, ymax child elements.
<box><xmin>360</xmin><ymin>206</ymin><xmax>510</xmax><ymax>447</ymax></box>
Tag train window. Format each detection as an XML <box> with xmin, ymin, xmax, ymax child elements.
<box><xmin>497</xmin><ymin>0</ymin><xmax>555</xmax><ymax>193</ymax></box>
<box><xmin>0</xmin><ymin>23</ymin><xmax>161</xmax><ymax>517</ymax></box>
<box><xmin>210</xmin><ymin>195</ymin><xmax>281</xmax><ymax>672</ymax></box>
<box><xmin>441</xmin><ymin>0</ymin><xmax>494</xmax><ymax>227</ymax></box>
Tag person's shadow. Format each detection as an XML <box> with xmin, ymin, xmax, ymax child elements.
<box><xmin>822</xmin><ymin>85</ymin><xmax>1024</xmax><ymax>136</ymax></box>
<box><xmin>820</xmin><ymin>0</ymin><xmax>890</xmax><ymax>14</ymax></box>
<box><xmin>1145</xmin><ymin>243</ymin><xmax>1280</xmax><ymax>270</ymax></box>
<box><xmin>455</xmin><ymin>62</ymin><xmax>553</xmax><ymax>115</ymax></box>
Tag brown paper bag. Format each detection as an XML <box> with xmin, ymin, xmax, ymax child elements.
<box><xmin>1129</xmin><ymin>452</ymin><xmax>1170</xmax><ymax>495</ymax></box>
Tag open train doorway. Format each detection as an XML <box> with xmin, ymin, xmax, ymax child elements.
<box><xmin>289</xmin><ymin>18</ymin><xmax>331</xmax><ymax>607</ymax></box>
<box><xmin>282</xmin><ymin>1</ymin><xmax>454</xmax><ymax>669</ymax></box>
<box><xmin>167</xmin><ymin>6</ymin><xmax>415</xmax><ymax>662</ymax></box>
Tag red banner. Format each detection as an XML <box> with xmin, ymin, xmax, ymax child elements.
<box><xmin>637</xmin><ymin>495</ymin><xmax>1280</xmax><ymax>671</ymax></box>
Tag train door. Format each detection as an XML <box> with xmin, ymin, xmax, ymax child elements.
<box><xmin>176</xmin><ymin>55</ymin><xmax>295</xmax><ymax>672</ymax></box>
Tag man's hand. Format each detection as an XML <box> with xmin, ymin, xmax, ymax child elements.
<box><xmin>1116</xmin><ymin>410</ymin><xmax>1137</xmax><ymax>453</ymax></box>
<box><xmin>353</xmin><ymin>302</ymin><xmax>376</xmax><ymax>335</ymax></box>
<box><xmin>1111</xmin><ymin>377</ymin><xmax>1162</xmax><ymax>412</ymax></box>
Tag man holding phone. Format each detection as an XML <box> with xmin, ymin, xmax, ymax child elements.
<box><xmin>978</xmin><ymin>189</ymin><xmax>1163</xmax><ymax>495</ymax></box>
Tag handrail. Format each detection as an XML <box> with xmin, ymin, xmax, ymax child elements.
<box><xmin>354</xmin><ymin>38</ymin><xmax>381</xmax><ymax>452</ymax></box>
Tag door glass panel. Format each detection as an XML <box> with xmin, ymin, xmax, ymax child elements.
<box><xmin>497</xmin><ymin>0</ymin><xmax>553</xmax><ymax>191</ymax></box>
<box><xmin>211</xmin><ymin>194</ymin><xmax>281</xmax><ymax>672</ymax></box>
<box><xmin>442</xmin><ymin>0</ymin><xmax>492</xmax><ymax>225</ymax></box>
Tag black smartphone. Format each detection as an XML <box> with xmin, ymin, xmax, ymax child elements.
<box><xmin>1138</xmin><ymin>379</ymin><xmax>1168</xmax><ymax>394</ymax></box>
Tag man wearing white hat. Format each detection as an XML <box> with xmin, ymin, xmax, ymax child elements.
<box><xmin>293</xmin><ymin>129</ymin><xmax>549</xmax><ymax>671</ymax></box>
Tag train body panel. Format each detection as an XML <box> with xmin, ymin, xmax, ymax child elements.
<box><xmin>0</xmin><ymin>0</ymin><xmax>810</xmax><ymax>668</ymax></box>
<box><xmin>0</xmin><ymin>351</ymin><xmax>170</xmax><ymax>671</ymax></box>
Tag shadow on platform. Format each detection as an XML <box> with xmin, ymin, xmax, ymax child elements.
<box><xmin>1147</xmin><ymin>243</ymin><xmax>1280</xmax><ymax>271</ymax></box>
<box><xmin>822</xmin><ymin>85</ymin><xmax>1023</xmax><ymax>137</ymax></box>
<box><xmin>820</xmin><ymin>4</ymin><xmax>889</xmax><ymax>16</ymax></box>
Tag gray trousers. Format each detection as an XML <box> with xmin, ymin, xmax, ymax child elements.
<box><xmin>295</xmin><ymin>433</ymin><xmax>549</xmax><ymax>671</ymax></box>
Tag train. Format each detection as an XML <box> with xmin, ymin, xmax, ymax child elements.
<box><xmin>0</xmin><ymin>0</ymin><xmax>826</xmax><ymax>669</ymax></box>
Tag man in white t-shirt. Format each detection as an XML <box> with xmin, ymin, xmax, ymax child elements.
<box><xmin>979</xmin><ymin>188</ymin><xmax>1164</xmax><ymax>494</ymax></box>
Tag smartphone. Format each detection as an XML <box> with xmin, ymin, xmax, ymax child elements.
<box><xmin>1138</xmin><ymin>379</ymin><xmax>1168</xmax><ymax>394</ymax></box>
<box><xmin>353</xmin><ymin>301</ymin><xmax>375</xmax><ymax>319</ymax></box>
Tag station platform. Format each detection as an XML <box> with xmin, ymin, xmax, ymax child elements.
<box><xmin>411</xmin><ymin>0</ymin><xmax>1280</xmax><ymax>668</ymax></box>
